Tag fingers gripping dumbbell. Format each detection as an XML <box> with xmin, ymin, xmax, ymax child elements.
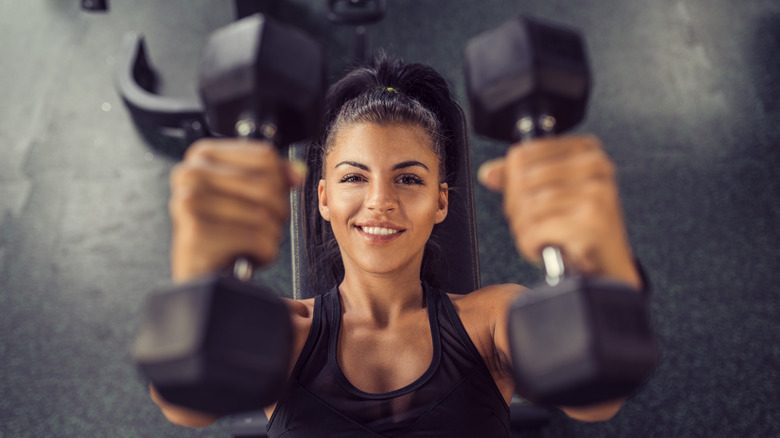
<box><xmin>464</xmin><ymin>17</ymin><xmax>658</xmax><ymax>407</ymax></box>
<box><xmin>133</xmin><ymin>14</ymin><xmax>325</xmax><ymax>416</ymax></box>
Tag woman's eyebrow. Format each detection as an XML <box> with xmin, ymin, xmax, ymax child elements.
<box><xmin>334</xmin><ymin>160</ymin><xmax>430</xmax><ymax>171</ymax></box>
<box><xmin>335</xmin><ymin>161</ymin><xmax>369</xmax><ymax>171</ymax></box>
<box><xmin>393</xmin><ymin>160</ymin><xmax>429</xmax><ymax>171</ymax></box>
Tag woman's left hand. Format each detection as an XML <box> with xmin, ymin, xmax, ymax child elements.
<box><xmin>478</xmin><ymin>134</ymin><xmax>641</xmax><ymax>289</ymax></box>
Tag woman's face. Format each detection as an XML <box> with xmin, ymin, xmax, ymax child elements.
<box><xmin>318</xmin><ymin>122</ymin><xmax>448</xmax><ymax>279</ymax></box>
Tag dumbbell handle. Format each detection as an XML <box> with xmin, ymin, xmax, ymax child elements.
<box><xmin>513</xmin><ymin>113</ymin><xmax>568</xmax><ymax>287</ymax></box>
<box><xmin>231</xmin><ymin>117</ymin><xmax>280</xmax><ymax>282</ymax></box>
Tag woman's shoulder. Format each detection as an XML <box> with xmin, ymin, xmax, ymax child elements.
<box><xmin>282</xmin><ymin>297</ymin><xmax>317</xmax><ymax>353</ymax></box>
<box><xmin>283</xmin><ymin>297</ymin><xmax>317</xmax><ymax>324</ymax></box>
<box><xmin>445</xmin><ymin>283</ymin><xmax>527</xmax><ymax>317</ymax></box>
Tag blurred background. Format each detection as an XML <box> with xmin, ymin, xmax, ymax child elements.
<box><xmin>1</xmin><ymin>1</ymin><xmax>778</xmax><ymax>437</ymax></box>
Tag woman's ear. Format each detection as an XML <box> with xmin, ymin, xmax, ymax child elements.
<box><xmin>435</xmin><ymin>182</ymin><xmax>448</xmax><ymax>224</ymax></box>
<box><xmin>318</xmin><ymin>179</ymin><xmax>331</xmax><ymax>221</ymax></box>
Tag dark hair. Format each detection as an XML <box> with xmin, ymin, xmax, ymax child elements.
<box><xmin>322</xmin><ymin>86</ymin><xmax>446</xmax><ymax>180</ymax></box>
<box><xmin>302</xmin><ymin>56</ymin><xmax>463</xmax><ymax>293</ymax></box>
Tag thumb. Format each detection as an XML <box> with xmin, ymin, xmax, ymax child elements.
<box><xmin>286</xmin><ymin>159</ymin><xmax>309</xmax><ymax>188</ymax></box>
<box><xmin>477</xmin><ymin>158</ymin><xmax>507</xmax><ymax>192</ymax></box>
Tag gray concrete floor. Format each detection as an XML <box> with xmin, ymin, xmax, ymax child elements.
<box><xmin>1</xmin><ymin>1</ymin><xmax>779</xmax><ymax>437</ymax></box>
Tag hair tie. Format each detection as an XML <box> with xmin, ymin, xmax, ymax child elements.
<box><xmin>382</xmin><ymin>87</ymin><xmax>399</xmax><ymax>94</ymax></box>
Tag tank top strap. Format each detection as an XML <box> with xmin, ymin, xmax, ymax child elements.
<box><xmin>266</xmin><ymin>290</ymin><xmax>326</xmax><ymax>431</ymax></box>
<box><xmin>437</xmin><ymin>288</ymin><xmax>511</xmax><ymax>412</ymax></box>
<box><xmin>277</xmin><ymin>286</ymin><xmax>334</xmax><ymax>389</ymax></box>
<box><xmin>423</xmin><ymin>282</ymin><xmax>441</xmax><ymax>316</ymax></box>
<box><xmin>437</xmin><ymin>290</ymin><xmax>483</xmax><ymax>364</ymax></box>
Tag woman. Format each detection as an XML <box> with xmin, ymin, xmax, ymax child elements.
<box><xmin>152</xmin><ymin>57</ymin><xmax>644</xmax><ymax>436</ymax></box>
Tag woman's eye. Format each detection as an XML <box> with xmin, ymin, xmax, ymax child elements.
<box><xmin>398</xmin><ymin>175</ymin><xmax>424</xmax><ymax>185</ymax></box>
<box><xmin>339</xmin><ymin>174</ymin><xmax>365</xmax><ymax>183</ymax></box>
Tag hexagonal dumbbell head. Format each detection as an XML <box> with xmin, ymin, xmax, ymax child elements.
<box><xmin>133</xmin><ymin>274</ymin><xmax>292</xmax><ymax>415</ymax></box>
<box><xmin>507</xmin><ymin>275</ymin><xmax>659</xmax><ymax>406</ymax></box>
<box><xmin>199</xmin><ymin>13</ymin><xmax>325</xmax><ymax>145</ymax></box>
<box><xmin>464</xmin><ymin>16</ymin><xmax>591</xmax><ymax>142</ymax></box>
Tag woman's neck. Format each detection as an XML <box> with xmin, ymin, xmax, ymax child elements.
<box><xmin>338</xmin><ymin>269</ymin><xmax>425</xmax><ymax>325</ymax></box>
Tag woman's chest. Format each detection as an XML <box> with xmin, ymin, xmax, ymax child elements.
<box><xmin>337</xmin><ymin>314</ymin><xmax>434</xmax><ymax>394</ymax></box>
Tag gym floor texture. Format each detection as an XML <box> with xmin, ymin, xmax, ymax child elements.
<box><xmin>1</xmin><ymin>1</ymin><xmax>778</xmax><ymax>437</ymax></box>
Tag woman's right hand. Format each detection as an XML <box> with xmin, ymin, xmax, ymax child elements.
<box><xmin>168</xmin><ymin>139</ymin><xmax>304</xmax><ymax>283</ymax></box>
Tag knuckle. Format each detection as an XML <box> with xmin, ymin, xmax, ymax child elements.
<box><xmin>257</xmin><ymin>141</ymin><xmax>278</xmax><ymax>157</ymax></box>
<box><xmin>253</xmin><ymin>206</ymin><xmax>276</xmax><ymax>231</ymax></box>
<box><xmin>248</xmin><ymin>142</ymin><xmax>278</xmax><ymax>166</ymax></box>
<box><xmin>170</xmin><ymin>163</ymin><xmax>205</xmax><ymax>189</ymax></box>
<box><xmin>264</xmin><ymin>188</ymin><xmax>291</xmax><ymax>221</ymax></box>
<box><xmin>585</xmin><ymin>180</ymin><xmax>617</xmax><ymax>208</ymax></box>
<box><xmin>172</xmin><ymin>198</ymin><xmax>196</xmax><ymax>222</ymax></box>
<box><xmin>506</xmin><ymin>145</ymin><xmax>525</xmax><ymax>166</ymax></box>
<box><xmin>184</xmin><ymin>139</ymin><xmax>219</xmax><ymax>161</ymax></box>
<box><xmin>578</xmin><ymin>152</ymin><xmax>615</xmax><ymax>183</ymax></box>
<box><xmin>254</xmin><ymin>196</ymin><xmax>287</xmax><ymax>224</ymax></box>
<box><xmin>580</xmin><ymin>134</ymin><xmax>603</xmax><ymax>150</ymax></box>
<box><xmin>170</xmin><ymin>190</ymin><xmax>205</xmax><ymax>224</ymax></box>
<box><xmin>585</xmin><ymin>148</ymin><xmax>613</xmax><ymax>170</ymax></box>
<box><xmin>578</xmin><ymin>199</ymin><xmax>601</xmax><ymax>221</ymax></box>
<box><xmin>267</xmin><ymin>168</ymin><xmax>288</xmax><ymax>194</ymax></box>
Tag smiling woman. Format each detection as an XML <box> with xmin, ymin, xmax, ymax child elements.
<box><xmin>303</xmin><ymin>59</ymin><xmax>455</xmax><ymax>292</ymax></box>
<box><xmin>157</xmin><ymin>56</ymin><xmax>640</xmax><ymax>436</ymax></box>
<box><xmin>317</xmin><ymin>122</ymin><xmax>448</xmax><ymax>283</ymax></box>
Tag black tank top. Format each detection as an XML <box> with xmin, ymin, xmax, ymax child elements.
<box><xmin>266</xmin><ymin>284</ymin><xmax>510</xmax><ymax>437</ymax></box>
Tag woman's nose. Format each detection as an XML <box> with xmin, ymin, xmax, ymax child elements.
<box><xmin>365</xmin><ymin>180</ymin><xmax>397</xmax><ymax>212</ymax></box>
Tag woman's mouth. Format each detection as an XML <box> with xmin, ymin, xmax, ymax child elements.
<box><xmin>355</xmin><ymin>224</ymin><xmax>405</xmax><ymax>242</ymax></box>
<box><xmin>358</xmin><ymin>226</ymin><xmax>401</xmax><ymax>236</ymax></box>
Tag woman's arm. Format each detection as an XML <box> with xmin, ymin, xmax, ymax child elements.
<box><xmin>480</xmin><ymin>134</ymin><xmax>642</xmax><ymax>421</ymax></box>
<box><xmin>150</xmin><ymin>138</ymin><xmax>306</xmax><ymax>426</ymax></box>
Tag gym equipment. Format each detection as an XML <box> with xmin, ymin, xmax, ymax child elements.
<box><xmin>115</xmin><ymin>32</ymin><xmax>209</xmax><ymax>158</ymax></box>
<box><xmin>81</xmin><ymin>0</ymin><xmax>108</xmax><ymax>12</ymax></box>
<box><xmin>115</xmin><ymin>0</ymin><xmax>284</xmax><ymax>158</ymax></box>
<box><xmin>464</xmin><ymin>16</ymin><xmax>658</xmax><ymax>407</ymax></box>
<box><xmin>133</xmin><ymin>14</ymin><xmax>326</xmax><ymax>416</ymax></box>
<box><xmin>199</xmin><ymin>14</ymin><xmax>325</xmax><ymax>146</ymax></box>
<box><xmin>235</xmin><ymin>0</ymin><xmax>279</xmax><ymax>20</ymax></box>
<box><xmin>326</xmin><ymin>0</ymin><xmax>387</xmax><ymax>65</ymax></box>
<box><xmin>114</xmin><ymin>0</ymin><xmax>382</xmax><ymax>155</ymax></box>
<box><xmin>326</xmin><ymin>0</ymin><xmax>386</xmax><ymax>24</ymax></box>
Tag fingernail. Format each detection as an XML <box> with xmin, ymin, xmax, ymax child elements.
<box><xmin>290</xmin><ymin>159</ymin><xmax>308</xmax><ymax>181</ymax></box>
<box><xmin>477</xmin><ymin>162</ymin><xmax>492</xmax><ymax>187</ymax></box>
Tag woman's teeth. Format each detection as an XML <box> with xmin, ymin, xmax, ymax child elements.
<box><xmin>361</xmin><ymin>226</ymin><xmax>399</xmax><ymax>236</ymax></box>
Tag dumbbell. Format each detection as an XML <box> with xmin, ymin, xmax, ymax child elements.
<box><xmin>464</xmin><ymin>17</ymin><xmax>658</xmax><ymax>407</ymax></box>
<box><xmin>132</xmin><ymin>14</ymin><xmax>325</xmax><ymax>416</ymax></box>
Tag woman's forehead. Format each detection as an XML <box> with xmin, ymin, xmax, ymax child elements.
<box><xmin>326</xmin><ymin>122</ymin><xmax>437</xmax><ymax>165</ymax></box>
